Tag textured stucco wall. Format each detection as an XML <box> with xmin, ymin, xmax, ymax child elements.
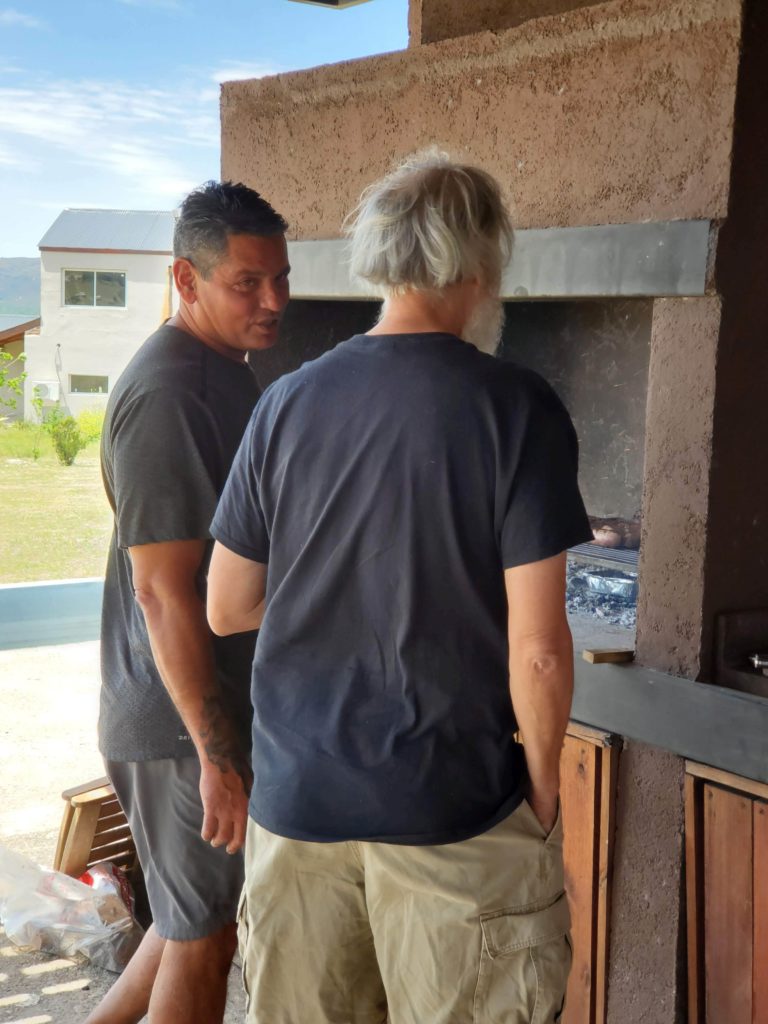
<box><xmin>637</xmin><ymin>0</ymin><xmax>768</xmax><ymax>683</ymax></box>
<box><xmin>700</xmin><ymin>0</ymin><xmax>768</xmax><ymax>678</ymax></box>
<box><xmin>222</xmin><ymin>0</ymin><xmax>741</xmax><ymax>241</ymax></box>
<box><xmin>606</xmin><ymin>742</ymin><xmax>686</xmax><ymax>1024</ymax></box>
<box><xmin>410</xmin><ymin>0</ymin><xmax>603</xmax><ymax>46</ymax></box>
<box><xmin>635</xmin><ymin>298</ymin><xmax>721</xmax><ymax>678</ymax></box>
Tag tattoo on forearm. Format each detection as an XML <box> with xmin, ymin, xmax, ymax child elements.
<box><xmin>199</xmin><ymin>695</ymin><xmax>251</xmax><ymax>785</ymax></box>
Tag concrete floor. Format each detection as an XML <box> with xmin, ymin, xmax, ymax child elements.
<box><xmin>0</xmin><ymin>641</ymin><xmax>245</xmax><ymax>1024</ymax></box>
<box><xmin>0</xmin><ymin>616</ymin><xmax>634</xmax><ymax>1022</ymax></box>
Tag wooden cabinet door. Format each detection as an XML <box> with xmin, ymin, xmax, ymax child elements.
<box><xmin>685</xmin><ymin>762</ymin><xmax>768</xmax><ymax>1024</ymax></box>
<box><xmin>561</xmin><ymin>723</ymin><xmax>619</xmax><ymax>1024</ymax></box>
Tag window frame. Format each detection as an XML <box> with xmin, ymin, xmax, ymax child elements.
<box><xmin>62</xmin><ymin>269</ymin><xmax>127</xmax><ymax>309</ymax></box>
<box><xmin>68</xmin><ymin>373</ymin><xmax>110</xmax><ymax>395</ymax></box>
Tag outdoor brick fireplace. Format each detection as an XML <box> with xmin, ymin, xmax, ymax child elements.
<box><xmin>223</xmin><ymin>1</ymin><xmax>768</xmax><ymax>1020</ymax></box>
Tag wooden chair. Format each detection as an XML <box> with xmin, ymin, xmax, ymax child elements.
<box><xmin>53</xmin><ymin>776</ymin><xmax>138</xmax><ymax>879</ymax></box>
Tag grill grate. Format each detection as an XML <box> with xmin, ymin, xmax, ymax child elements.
<box><xmin>568</xmin><ymin>542</ymin><xmax>639</xmax><ymax>570</ymax></box>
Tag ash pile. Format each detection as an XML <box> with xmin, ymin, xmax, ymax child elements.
<box><xmin>567</xmin><ymin>562</ymin><xmax>638</xmax><ymax>629</ymax></box>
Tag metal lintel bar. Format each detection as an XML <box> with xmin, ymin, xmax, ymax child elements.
<box><xmin>285</xmin><ymin>1</ymin><xmax>373</xmax><ymax>9</ymax></box>
<box><xmin>286</xmin><ymin>220</ymin><xmax>712</xmax><ymax>301</ymax></box>
<box><xmin>572</xmin><ymin>657</ymin><xmax>768</xmax><ymax>784</ymax></box>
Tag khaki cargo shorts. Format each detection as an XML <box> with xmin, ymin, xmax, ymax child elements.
<box><xmin>238</xmin><ymin>799</ymin><xmax>571</xmax><ymax>1023</ymax></box>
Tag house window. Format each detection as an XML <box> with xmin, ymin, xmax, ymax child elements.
<box><xmin>63</xmin><ymin>270</ymin><xmax>126</xmax><ymax>307</ymax></box>
<box><xmin>70</xmin><ymin>374</ymin><xmax>109</xmax><ymax>394</ymax></box>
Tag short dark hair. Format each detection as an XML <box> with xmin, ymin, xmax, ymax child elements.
<box><xmin>174</xmin><ymin>181</ymin><xmax>288</xmax><ymax>278</ymax></box>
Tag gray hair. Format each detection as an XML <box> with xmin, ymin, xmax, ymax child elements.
<box><xmin>347</xmin><ymin>151</ymin><xmax>513</xmax><ymax>297</ymax></box>
<box><xmin>174</xmin><ymin>180</ymin><xmax>288</xmax><ymax>279</ymax></box>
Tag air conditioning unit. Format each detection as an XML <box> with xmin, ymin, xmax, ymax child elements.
<box><xmin>32</xmin><ymin>381</ymin><xmax>60</xmax><ymax>402</ymax></box>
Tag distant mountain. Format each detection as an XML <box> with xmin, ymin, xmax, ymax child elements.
<box><xmin>0</xmin><ymin>258</ymin><xmax>40</xmax><ymax>315</ymax></box>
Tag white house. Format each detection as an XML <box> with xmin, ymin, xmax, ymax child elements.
<box><xmin>24</xmin><ymin>209</ymin><xmax>177</xmax><ymax>419</ymax></box>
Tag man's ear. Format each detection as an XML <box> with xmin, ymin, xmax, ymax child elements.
<box><xmin>173</xmin><ymin>257</ymin><xmax>198</xmax><ymax>304</ymax></box>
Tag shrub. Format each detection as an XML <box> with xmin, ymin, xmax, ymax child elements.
<box><xmin>76</xmin><ymin>407</ymin><xmax>105</xmax><ymax>444</ymax></box>
<box><xmin>42</xmin><ymin>404</ymin><xmax>67</xmax><ymax>435</ymax></box>
<box><xmin>50</xmin><ymin>416</ymin><xmax>88</xmax><ymax>466</ymax></box>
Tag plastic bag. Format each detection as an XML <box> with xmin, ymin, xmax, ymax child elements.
<box><xmin>0</xmin><ymin>845</ymin><xmax>143</xmax><ymax>972</ymax></box>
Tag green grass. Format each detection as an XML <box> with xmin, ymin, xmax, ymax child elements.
<box><xmin>0</xmin><ymin>425</ymin><xmax>113</xmax><ymax>583</ymax></box>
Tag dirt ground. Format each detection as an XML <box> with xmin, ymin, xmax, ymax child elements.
<box><xmin>0</xmin><ymin>641</ymin><xmax>245</xmax><ymax>1024</ymax></box>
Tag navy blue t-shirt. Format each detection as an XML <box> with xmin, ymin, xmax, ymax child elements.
<box><xmin>211</xmin><ymin>332</ymin><xmax>591</xmax><ymax>844</ymax></box>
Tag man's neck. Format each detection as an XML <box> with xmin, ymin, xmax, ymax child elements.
<box><xmin>167</xmin><ymin>308</ymin><xmax>246</xmax><ymax>364</ymax></box>
<box><xmin>367</xmin><ymin>286</ymin><xmax>471</xmax><ymax>339</ymax></box>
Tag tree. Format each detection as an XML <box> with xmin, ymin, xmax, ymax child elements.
<box><xmin>0</xmin><ymin>350</ymin><xmax>26</xmax><ymax>417</ymax></box>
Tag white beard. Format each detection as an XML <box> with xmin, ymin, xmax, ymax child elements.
<box><xmin>462</xmin><ymin>296</ymin><xmax>505</xmax><ymax>356</ymax></box>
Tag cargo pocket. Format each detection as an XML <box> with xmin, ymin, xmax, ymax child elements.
<box><xmin>473</xmin><ymin>891</ymin><xmax>572</xmax><ymax>1024</ymax></box>
<box><xmin>236</xmin><ymin>887</ymin><xmax>252</xmax><ymax>1014</ymax></box>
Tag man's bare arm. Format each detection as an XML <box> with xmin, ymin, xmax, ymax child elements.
<box><xmin>505</xmin><ymin>551</ymin><xmax>574</xmax><ymax>834</ymax></box>
<box><xmin>129</xmin><ymin>539</ymin><xmax>250</xmax><ymax>855</ymax></box>
<box><xmin>207</xmin><ymin>542</ymin><xmax>267</xmax><ymax>636</ymax></box>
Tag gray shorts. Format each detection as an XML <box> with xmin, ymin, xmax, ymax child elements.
<box><xmin>107</xmin><ymin>756</ymin><xmax>244</xmax><ymax>942</ymax></box>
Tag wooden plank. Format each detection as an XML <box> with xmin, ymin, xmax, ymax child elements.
<box><xmin>89</xmin><ymin>826</ymin><xmax>134</xmax><ymax>851</ymax></box>
<box><xmin>88</xmin><ymin>851</ymin><xmax>136</xmax><ymax>871</ymax></box>
<box><xmin>754</xmin><ymin>801</ymin><xmax>768</xmax><ymax>1024</ymax></box>
<box><xmin>582</xmin><ymin>649</ymin><xmax>634</xmax><ymax>665</ymax></box>
<box><xmin>59</xmin><ymin>801</ymin><xmax>102</xmax><ymax>877</ymax></box>
<box><xmin>561</xmin><ymin>735</ymin><xmax>599</xmax><ymax>1024</ymax></box>
<box><xmin>61</xmin><ymin>776</ymin><xmax>111</xmax><ymax>801</ymax></box>
<box><xmin>685</xmin><ymin>773</ymin><xmax>705</xmax><ymax>1024</ymax></box>
<box><xmin>94</xmin><ymin>798</ymin><xmax>122</xmax><ymax>815</ymax></box>
<box><xmin>71</xmin><ymin>785</ymin><xmax>116</xmax><ymax>807</ymax></box>
<box><xmin>594</xmin><ymin>741</ymin><xmax>618</xmax><ymax>1024</ymax></box>
<box><xmin>704</xmin><ymin>784</ymin><xmax>753</xmax><ymax>1024</ymax></box>
<box><xmin>566</xmin><ymin>722</ymin><xmax>615</xmax><ymax>748</ymax></box>
<box><xmin>52</xmin><ymin>801</ymin><xmax>75</xmax><ymax>873</ymax></box>
<box><xmin>93</xmin><ymin>813</ymin><xmax>130</xmax><ymax>837</ymax></box>
<box><xmin>89</xmin><ymin>837</ymin><xmax>136</xmax><ymax>862</ymax></box>
<box><xmin>685</xmin><ymin>761</ymin><xmax>768</xmax><ymax>803</ymax></box>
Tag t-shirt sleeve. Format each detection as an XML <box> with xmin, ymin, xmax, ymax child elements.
<box><xmin>110</xmin><ymin>389</ymin><xmax>220</xmax><ymax>549</ymax></box>
<box><xmin>499</xmin><ymin>377</ymin><xmax>592</xmax><ymax>569</ymax></box>
<box><xmin>210</xmin><ymin>410</ymin><xmax>270</xmax><ymax>563</ymax></box>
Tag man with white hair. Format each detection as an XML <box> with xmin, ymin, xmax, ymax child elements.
<box><xmin>207</xmin><ymin>153</ymin><xmax>592</xmax><ymax>1023</ymax></box>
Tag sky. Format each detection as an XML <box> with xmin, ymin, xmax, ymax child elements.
<box><xmin>0</xmin><ymin>0</ymin><xmax>409</xmax><ymax>257</ymax></box>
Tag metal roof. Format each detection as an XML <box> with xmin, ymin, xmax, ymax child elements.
<box><xmin>0</xmin><ymin>314</ymin><xmax>40</xmax><ymax>345</ymax></box>
<box><xmin>39</xmin><ymin>209</ymin><xmax>175</xmax><ymax>253</ymax></box>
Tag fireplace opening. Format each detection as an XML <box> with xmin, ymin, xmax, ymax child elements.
<box><xmin>499</xmin><ymin>298</ymin><xmax>652</xmax><ymax>649</ymax></box>
<box><xmin>251</xmin><ymin>296</ymin><xmax>652</xmax><ymax>650</ymax></box>
<box><xmin>249</xmin><ymin>299</ymin><xmax>379</xmax><ymax>392</ymax></box>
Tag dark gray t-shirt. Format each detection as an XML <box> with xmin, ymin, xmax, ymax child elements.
<box><xmin>99</xmin><ymin>324</ymin><xmax>259</xmax><ymax>762</ymax></box>
<box><xmin>211</xmin><ymin>332</ymin><xmax>592</xmax><ymax>844</ymax></box>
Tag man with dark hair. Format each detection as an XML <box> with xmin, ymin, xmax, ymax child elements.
<box><xmin>207</xmin><ymin>154</ymin><xmax>591</xmax><ymax>1023</ymax></box>
<box><xmin>87</xmin><ymin>181</ymin><xmax>289</xmax><ymax>1024</ymax></box>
